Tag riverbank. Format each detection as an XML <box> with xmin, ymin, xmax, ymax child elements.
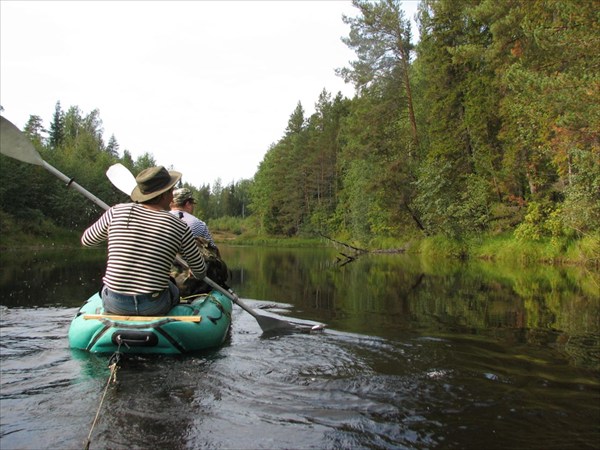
<box><xmin>418</xmin><ymin>232</ymin><xmax>600</xmax><ymax>267</ymax></box>
<box><xmin>0</xmin><ymin>212</ymin><xmax>80</xmax><ymax>250</ymax></box>
<box><xmin>230</xmin><ymin>230</ymin><xmax>599</xmax><ymax>268</ymax></box>
<box><xmin>1</xmin><ymin>212</ymin><xmax>597</xmax><ymax>268</ymax></box>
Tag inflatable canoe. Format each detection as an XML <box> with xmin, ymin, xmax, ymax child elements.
<box><xmin>68</xmin><ymin>291</ymin><xmax>233</xmax><ymax>354</ymax></box>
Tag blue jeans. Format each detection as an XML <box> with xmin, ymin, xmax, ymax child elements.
<box><xmin>101</xmin><ymin>282</ymin><xmax>180</xmax><ymax>316</ymax></box>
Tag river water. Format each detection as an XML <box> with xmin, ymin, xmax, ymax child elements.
<box><xmin>0</xmin><ymin>245</ymin><xmax>598</xmax><ymax>450</ymax></box>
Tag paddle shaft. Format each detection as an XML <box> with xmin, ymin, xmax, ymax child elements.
<box><xmin>41</xmin><ymin>159</ymin><xmax>110</xmax><ymax>210</ymax></box>
<box><xmin>199</xmin><ymin>270</ymin><xmax>261</xmax><ymax>319</ymax></box>
<box><xmin>0</xmin><ymin>116</ymin><xmax>109</xmax><ymax>210</ymax></box>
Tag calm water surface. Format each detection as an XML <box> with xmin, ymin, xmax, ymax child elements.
<box><xmin>0</xmin><ymin>246</ymin><xmax>598</xmax><ymax>450</ymax></box>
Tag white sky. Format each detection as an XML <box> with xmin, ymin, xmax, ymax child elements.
<box><xmin>1</xmin><ymin>0</ymin><xmax>420</xmax><ymax>187</ymax></box>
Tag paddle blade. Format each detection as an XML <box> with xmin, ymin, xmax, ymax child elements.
<box><xmin>254</xmin><ymin>311</ymin><xmax>317</xmax><ymax>334</ymax></box>
<box><xmin>106</xmin><ymin>163</ymin><xmax>137</xmax><ymax>196</ymax></box>
<box><xmin>0</xmin><ymin>116</ymin><xmax>44</xmax><ymax>166</ymax></box>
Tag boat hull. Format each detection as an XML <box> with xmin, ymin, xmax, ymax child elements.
<box><xmin>68</xmin><ymin>291</ymin><xmax>233</xmax><ymax>354</ymax></box>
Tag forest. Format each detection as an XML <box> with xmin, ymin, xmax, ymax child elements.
<box><xmin>1</xmin><ymin>0</ymin><xmax>598</xmax><ymax>257</ymax></box>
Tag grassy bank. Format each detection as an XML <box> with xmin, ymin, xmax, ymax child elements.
<box><xmin>2</xmin><ymin>211</ymin><xmax>598</xmax><ymax>267</ymax></box>
<box><xmin>0</xmin><ymin>211</ymin><xmax>80</xmax><ymax>249</ymax></box>
<box><xmin>220</xmin><ymin>228</ymin><xmax>598</xmax><ymax>267</ymax></box>
<box><xmin>219</xmin><ymin>216</ymin><xmax>598</xmax><ymax>267</ymax></box>
<box><xmin>415</xmin><ymin>232</ymin><xmax>599</xmax><ymax>267</ymax></box>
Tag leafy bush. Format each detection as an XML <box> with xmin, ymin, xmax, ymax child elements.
<box><xmin>514</xmin><ymin>201</ymin><xmax>560</xmax><ymax>241</ymax></box>
<box><xmin>207</xmin><ymin>215</ymin><xmax>249</xmax><ymax>235</ymax></box>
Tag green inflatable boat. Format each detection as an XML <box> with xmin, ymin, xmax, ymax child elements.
<box><xmin>68</xmin><ymin>291</ymin><xmax>233</xmax><ymax>354</ymax></box>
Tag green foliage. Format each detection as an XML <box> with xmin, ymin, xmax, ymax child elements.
<box><xmin>2</xmin><ymin>105</ymin><xmax>123</xmax><ymax>231</ymax></box>
<box><xmin>207</xmin><ymin>215</ymin><xmax>246</xmax><ymax>235</ymax></box>
<box><xmin>470</xmin><ymin>230</ymin><xmax>599</xmax><ymax>266</ymax></box>
<box><xmin>228</xmin><ymin>235</ymin><xmax>327</xmax><ymax>248</ymax></box>
<box><xmin>514</xmin><ymin>200</ymin><xmax>562</xmax><ymax>242</ymax></box>
<box><xmin>242</xmin><ymin>0</ymin><xmax>598</xmax><ymax>252</ymax></box>
<box><xmin>0</xmin><ymin>210</ymin><xmax>79</xmax><ymax>247</ymax></box>
<box><xmin>415</xmin><ymin>159</ymin><xmax>493</xmax><ymax>238</ymax></box>
<box><xmin>418</xmin><ymin>235</ymin><xmax>468</xmax><ymax>259</ymax></box>
<box><xmin>133</xmin><ymin>152</ymin><xmax>157</xmax><ymax>173</ymax></box>
<box><xmin>250</xmin><ymin>94</ymin><xmax>351</xmax><ymax>237</ymax></box>
<box><xmin>339</xmin><ymin>0</ymin><xmax>418</xmax><ymax>145</ymax></box>
<box><xmin>106</xmin><ymin>134</ymin><xmax>120</xmax><ymax>158</ymax></box>
<box><xmin>49</xmin><ymin>101</ymin><xmax>64</xmax><ymax>148</ymax></box>
<box><xmin>563</xmin><ymin>233</ymin><xmax>600</xmax><ymax>267</ymax></box>
<box><xmin>2</xmin><ymin>0</ymin><xmax>597</xmax><ymax>259</ymax></box>
<box><xmin>338</xmin><ymin>158</ymin><xmax>372</xmax><ymax>240</ymax></box>
<box><xmin>561</xmin><ymin>149</ymin><xmax>600</xmax><ymax>236</ymax></box>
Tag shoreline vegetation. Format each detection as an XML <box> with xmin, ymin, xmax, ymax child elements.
<box><xmin>2</xmin><ymin>213</ymin><xmax>598</xmax><ymax>269</ymax></box>
<box><xmin>2</xmin><ymin>2</ymin><xmax>598</xmax><ymax>276</ymax></box>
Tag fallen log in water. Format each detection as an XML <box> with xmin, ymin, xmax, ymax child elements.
<box><xmin>319</xmin><ymin>233</ymin><xmax>405</xmax><ymax>266</ymax></box>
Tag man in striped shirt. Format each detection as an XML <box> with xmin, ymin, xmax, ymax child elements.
<box><xmin>82</xmin><ymin>166</ymin><xmax>206</xmax><ymax>316</ymax></box>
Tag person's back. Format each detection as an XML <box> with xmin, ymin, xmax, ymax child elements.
<box><xmin>81</xmin><ymin>166</ymin><xmax>206</xmax><ymax>315</ymax></box>
<box><xmin>85</xmin><ymin>203</ymin><xmax>200</xmax><ymax>294</ymax></box>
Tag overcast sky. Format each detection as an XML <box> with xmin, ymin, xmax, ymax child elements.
<box><xmin>1</xmin><ymin>1</ymin><xmax>420</xmax><ymax>187</ymax></box>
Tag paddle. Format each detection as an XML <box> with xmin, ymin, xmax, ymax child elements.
<box><xmin>106</xmin><ymin>163</ymin><xmax>136</xmax><ymax>196</ymax></box>
<box><xmin>1</xmin><ymin>116</ymin><xmax>110</xmax><ymax>210</ymax></box>
<box><xmin>105</xmin><ymin>163</ymin><xmax>321</xmax><ymax>333</ymax></box>
<box><xmin>0</xmin><ymin>116</ymin><xmax>318</xmax><ymax>333</ymax></box>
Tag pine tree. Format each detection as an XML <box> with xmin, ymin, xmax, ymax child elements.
<box><xmin>106</xmin><ymin>134</ymin><xmax>120</xmax><ymax>158</ymax></box>
<box><xmin>49</xmin><ymin>101</ymin><xmax>64</xmax><ymax>149</ymax></box>
<box><xmin>338</xmin><ymin>0</ymin><xmax>418</xmax><ymax>147</ymax></box>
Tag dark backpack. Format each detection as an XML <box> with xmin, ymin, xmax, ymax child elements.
<box><xmin>172</xmin><ymin>237</ymin><xmax>229</xmax><ymax>299</ymax></box>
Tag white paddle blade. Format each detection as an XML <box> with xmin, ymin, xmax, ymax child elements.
<box><xmin>106</xmin><ymin>163</ymin><xmax>137</xmax><ymax>196</ymax></box>
<box><xmin>0</xmin><ymin>116</ymin><xmax>45</xmax><ymax>166</ymax></box>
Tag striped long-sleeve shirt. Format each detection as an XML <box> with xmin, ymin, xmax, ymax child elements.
<box><xmin>82</xmin><ymin>203</ymin><xmax>206</xmax><ymax>294</ymax></box>
<box><xmin>169</xmin><ymin>210</ymin><xmax>215</xmax><ymax>246</ymax></box>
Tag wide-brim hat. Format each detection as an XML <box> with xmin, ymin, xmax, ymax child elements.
<box><xmin>131</xmin><ymin>166</ymin><xmax>182</xmax><ymax>202</ymax></box>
